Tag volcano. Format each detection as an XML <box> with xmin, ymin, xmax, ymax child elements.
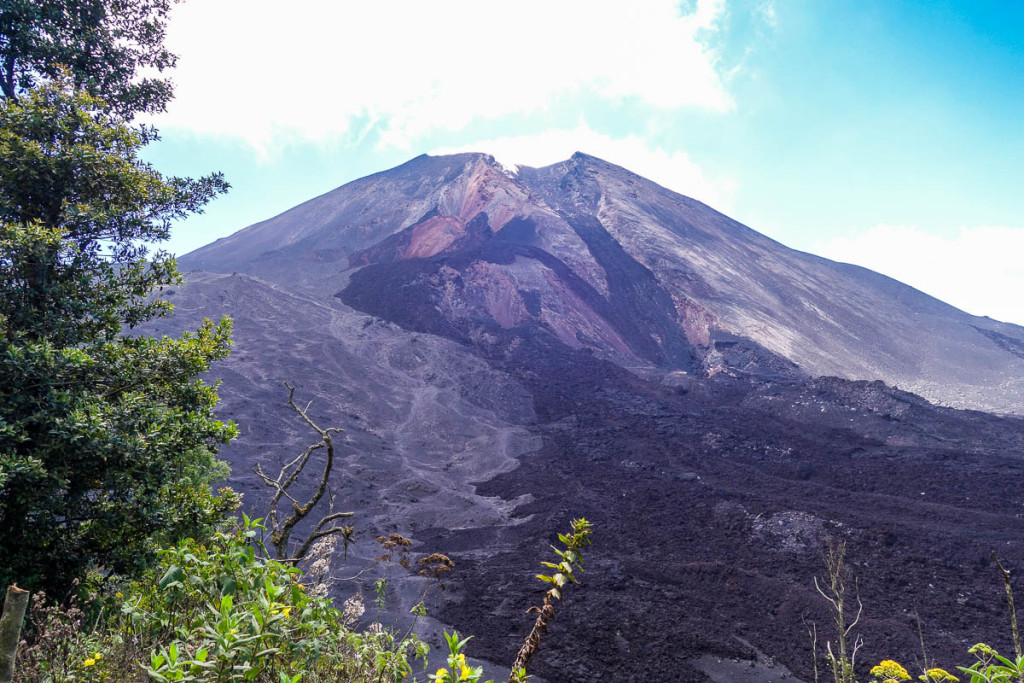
<box><xmin>156</xmin><ymin>153</ymin><xmax>1024</xmax><ymax>682</ymax></box>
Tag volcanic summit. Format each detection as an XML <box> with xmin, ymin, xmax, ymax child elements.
<box><xmin>185</xmin><ymin>151</ymin><xmax>1024</xmax><ymax>414</ymax></box>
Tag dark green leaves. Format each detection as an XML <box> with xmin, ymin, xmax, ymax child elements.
<box><xmin>159</xmin><ymin>564</ymin><xmax>184</xmax><ymax>590</ymax></box>
<box><xmin>0</xmin><ymin>80</ymin><xmax>228</xmax><ymax>344</ymax></box>
<box><xmin>0</xmin><ymin>0</ymin><xmax>179</xmax><ymax>116</ymax></box>
<box><xmin>0</xmin><ymin>78</ymin><xmax>235</xmax><ymax>598</ymax></box>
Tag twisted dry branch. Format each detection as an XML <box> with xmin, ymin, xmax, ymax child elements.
<box><xmin>255</xmin><ymin>382</ymin><xmax>354</xmax><ymax>563</ymax></box>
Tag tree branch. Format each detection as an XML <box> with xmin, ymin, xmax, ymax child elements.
<box><xmin>259</xmin><ymin>382</ymin><xmax>351</xmax><ymax>565</ymax></box>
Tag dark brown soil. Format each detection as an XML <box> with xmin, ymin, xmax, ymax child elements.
<box><xmin>421</xmin><ymin>340</ymin><xmax>1024</xmax><ymax>683</ymax></box>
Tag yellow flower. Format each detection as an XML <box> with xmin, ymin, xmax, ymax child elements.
<box><xmin>871</xmin><ymin>661</ymin><xmax>911</xmax><ymax>683</ymax></box>
<box><xmin>269</xmin><ymin>603</ymin><xmax>293</xmax><ymax>617</ymax></box>
<box><xmin>922</xmin><ymin>669</ymin><xmax>959</xmax><ymax>683</ymax></box>
<box><xmin>434</xmin><ymin>668</ymin><xmax>450</xmax><ymax>681</ymax></box>
<box><xmin>83</xmin><ymin>658</ymin><xmax>96</xmax><ymax>667</ymax></box>
<box><xmin>447</xmin><ymin>653</ymin><xmax>471</xmax><ymax>680</ymax></box>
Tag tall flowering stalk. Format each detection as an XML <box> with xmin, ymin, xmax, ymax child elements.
<box><xmin>508</xmin><ymin>518</ymin><xmax>593</xmax><ymax>683</ymax></box>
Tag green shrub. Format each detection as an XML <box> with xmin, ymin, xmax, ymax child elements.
<box><xmin>11</xmin><ymin>514</ymin><xmax>596</xmax><ymax>682</ymax></box>
<box><xmin>869</xmin><ymin>643</ymin><xmax>1022</xmax><ymax>683</ymax></box>
<box><xmin>959</xmin><ymin>643</ymin><xmax>1024</xmax><ymax>683</ymax></box>
<box><xmin>16</xmin><ymin>516</ymin><xmax>427</xmax><ymax>682</ymax></box>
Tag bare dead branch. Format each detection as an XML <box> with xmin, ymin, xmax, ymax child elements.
<box><xmin>509</xmin><ymin>594</ymin><xmax>556</xmax><ymax>682</ymax></box>
<box><xmin>851</xmin><ymin>634</ymin><xmax>864</xmax><ymax>673</ymax></box>
<box><xmin>817</xmin><ymin>537</ymin><xmax>859</xmax><ymax>683</ymax></box>
<box><xmin>252</xmin><ymin>463</ymin><xmax>301</xmax><ymax>507</ymax></box>
<box><xmin>256</xmin><ymin>382</ymin><xmax>356</xmax><ymax>564</ymax></box>
<box><xmin>993</xmin><ymin>551</ymin><xmax>1023</xmax><ymax>665</ymax></box>
<box><xmin>846</xmin><ymin>588</ymin><xmax>863</xmax><ymax>636</ymax></box>
<box><xmin>288</xmin><ymin>513</ymin><xmax>357</xmax><ymax>563</ymax></box>
<box><xmin>314</xmin><ymin>511</ymin><xmax>357</xmax><ymax>530</ymax></box>
<box><xmin>803</xmin><ymin>616</ymin><xmax>819</xmax><ymax>683</ymax></box>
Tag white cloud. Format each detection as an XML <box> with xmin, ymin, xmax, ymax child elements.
<box><xmin>433</xmin><ymin>125</ymin><xmax>738</xmax><ymax>211</ymax></box>
<box><xmin>814</xmin><ymin>224</ymin><xmax>1024</xmax><ymax>326</ymax></box>
<box><xmin>153</xmin><ymin>0</ymin><xmax>732</xmax><ymax>152</ymax></box>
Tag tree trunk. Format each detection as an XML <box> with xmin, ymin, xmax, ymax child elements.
<box><xmin>0</xmin><ymin>585</ymin><xmax>29</xmax><ymax>683</ymax></box>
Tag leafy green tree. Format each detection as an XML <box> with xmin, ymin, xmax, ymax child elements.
<box><xmin>0</xmin><ymin>77</ymin><xmax>236</xmax><ymax>597</ymax></box>
<box><xmin>0</xmin><ymin>0</ymin><xmax>178</xmax><ymax>115</ymax></box>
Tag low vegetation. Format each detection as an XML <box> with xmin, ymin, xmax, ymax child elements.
<box><xmin>814</xmin><ymin>539</ymin><xmax>1024</xmax><ymax>683</ymax></box>
<box><xmin>1</xmin><ymin>513</ymin><xmax>592</xmax><ymax>682</ymax></box>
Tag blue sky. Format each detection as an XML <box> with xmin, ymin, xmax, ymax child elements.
<box><xmin>144</xmin><ymin>0</ymin><xmax>1024</xmax><ymax>324</ymax></box>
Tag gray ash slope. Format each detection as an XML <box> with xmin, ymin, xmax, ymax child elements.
<box><xmin>169</xmin><ymin>153</ymin><xmax>1024</xmax><ymax>682</ymax></box>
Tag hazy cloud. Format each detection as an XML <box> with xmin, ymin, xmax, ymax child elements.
<box><xmin>814</xmin><ymin>224</ymin><xmax>1024</xmax><ymax>325</ymax></box>
<box><xmin>154</xmin><ymin>0</ymin><xmax>732</xmax><ymax>151</ymax></box>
